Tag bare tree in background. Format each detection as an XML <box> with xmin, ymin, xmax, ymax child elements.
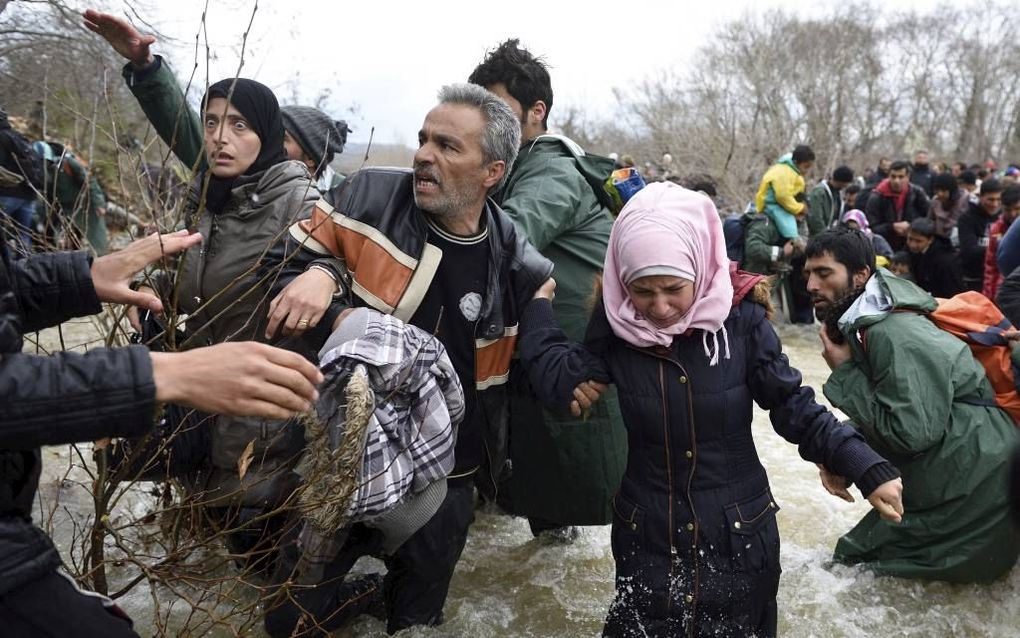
<box><xmin>570</xmin><ymin>2</ymin><xmax>1020</xmax><ymax>208</ymax></box>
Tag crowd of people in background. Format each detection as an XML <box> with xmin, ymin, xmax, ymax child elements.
<box><xmin>732</xmin><ymin>146</ymin><xmax>1020</xmax><ymax>324</ymax></box>
<box><xmin>0</xmin><ymin>9</ymin><xmax>1018</xmax><ymax>638</ymax></box>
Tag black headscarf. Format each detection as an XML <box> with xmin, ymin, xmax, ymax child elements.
<box><xmin>200</xmin><ymin>78</ymin><xmax>287</xmax><ymax>214</ymax></box>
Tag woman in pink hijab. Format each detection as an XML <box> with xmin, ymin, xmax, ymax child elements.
<box><xmin>520</xmin><ymin>182</ymin><xmax>903</xmax><ymax>637</ymax></box>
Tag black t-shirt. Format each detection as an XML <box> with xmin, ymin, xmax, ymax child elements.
<box><xmin>410</xmin><ymin>216</ymin><xmax>490</xmax><ymax>424</ymax></box>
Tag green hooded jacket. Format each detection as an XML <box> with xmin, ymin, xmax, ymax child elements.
<box><xmin>823</xmin><ymin>269</ymin><xmax>1019</xmax><ymax>582</ymax></box>
<box><xmin>495</xmin><ymin>135</ymin><xmax>627</xmax><ymax>526</ymax></box>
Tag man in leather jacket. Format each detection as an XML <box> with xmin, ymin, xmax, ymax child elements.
<box><xmin>0</xmin><ymin>231</ymin><xmax>323</xmax><ymax>637</ymax></box>
<box><xmin>260</xmin><ymin>84</ymin><xmax>553</xmax><ymax>635</ymax></box>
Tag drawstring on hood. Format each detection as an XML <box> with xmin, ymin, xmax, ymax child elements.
<box><xmin>702</xmin><ymin>324</ymin><xmax>731</xmax><ymax>367</ymax></box>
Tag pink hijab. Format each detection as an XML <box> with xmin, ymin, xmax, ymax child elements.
<box><xmin>603</xmin><ymin>182</ymin><xmax>734</xmax><ymax>354</ymax></box>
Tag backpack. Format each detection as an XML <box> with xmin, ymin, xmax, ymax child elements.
<box><xmin>926</xmin><ymin>291</ymin><xmax>1020</xmax><ymax>425</ymax></box>
<box><xmin>602</xmin><ymin>167</ymin><xmax>646</xmax><ymax>215</ymax></box>
<box><xmin>529</xmin><ymin>135</ymin><xmax>644</xmax><ymax>215</ymax></box>
<box><xmin>0</xmin><ymin>129</ymin><xmax>44</xmax><ymax>190</ymax></box>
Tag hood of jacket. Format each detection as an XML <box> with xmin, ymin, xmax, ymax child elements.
<box><xmin>777</xmin><ymin>152</ymin><xmax>800</xmax><ymax>174</ymax></box>
<box><xmin>520</xmin><ymin>135</ymin><xmax>614</xmax><ymax>184</ymax></box>
<box><xmin>839</xmin><ymin>268</ymin><xmax>937</xmax><ymax>334</ymax></box>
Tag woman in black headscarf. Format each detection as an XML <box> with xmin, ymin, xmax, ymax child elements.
<box><xmin>123</xmin><ymin>78</ymin><xmax>334</xmax><ymax>575</ymax></box>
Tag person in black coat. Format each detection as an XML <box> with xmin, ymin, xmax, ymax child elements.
<box><xmin>0</xmin><ymin>109</ymin><xmax>44</xmax><ymax>254</ymax></box>
<box><xmin>865</xmin><ymin>160</ymin><xmax>930</xmax><ymax>252</ymax></box>
<box><xmin>956</xmin><ymin>178</ymin><xmax>1004</xmax><ymax>291</ymax></box>
<box><xmin>0</xmin><ymin>232</ymin><xmax>322</xmax><ymax>637</ymax></box>
<box><xmin>518</xmin><ymin>183</ymin><xmax>903</xmax><ymax>638</ymax></box>
<box><xmin>905</xmin><ymin>218</ymin><xmax>964</xmax><ymax>298</ymax></box>
<box><xmin>909</xmin><ymin>150</ymin><xmax>935</xmax><ymax>197</ymax></box>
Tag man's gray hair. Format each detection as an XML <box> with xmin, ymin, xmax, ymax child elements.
<box><xmin>437</xmin><ymin>83</ymin><xmax>520</xmax><ymax>190</ymax></box>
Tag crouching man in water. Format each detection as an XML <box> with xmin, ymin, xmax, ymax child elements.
<box><xmin>805</xmin><ymin>227</ymin><xmax>1020</xmax><ymax>582</ymax></box>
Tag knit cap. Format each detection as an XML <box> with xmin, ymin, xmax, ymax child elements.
<box><xmin>280</xmin><ymin>105</ymin><xmax>349</xmax><ymax>173</ymax></box>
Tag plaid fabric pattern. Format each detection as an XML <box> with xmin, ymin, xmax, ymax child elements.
<box><xmin>318</xmin><ymin>311</ymin><xmax>464</xmax><ymax>520</ymax></box>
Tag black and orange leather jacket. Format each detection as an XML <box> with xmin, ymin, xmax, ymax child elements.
<box><xmin>270</xmin><ymin>167</ymin><xmax>553</xmax><ymax>486</ymax></box>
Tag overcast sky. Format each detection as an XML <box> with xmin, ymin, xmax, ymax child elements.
<box><xmin>137</xmin><ymin>0</ymin><xmax>930</xmax><ymax>147</ymax></box>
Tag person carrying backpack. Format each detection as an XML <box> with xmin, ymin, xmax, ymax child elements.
<box><xmin>805</xmin><ymin>227</ymin><xmax>1019</xmax><ymax>582</ymax></box>
<box><xmin>33</xmin><ymin>141</ymin><xmax>108</xmax><ymax>255</ymax></box>
<box><xmin>0</xmin><ymin>109</ymin><xmax>44</xmax><ymax>254</ymax></box>
<box><xmin>466</xmin><ymin>39</ymin><xmax>628</xmax><ymax>541</ymax></box>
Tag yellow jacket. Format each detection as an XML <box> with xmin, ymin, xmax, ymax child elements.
<box><xmin>754</xmin><ymin>155</ymin><xmax>806</xmax><ymax>217</ymax></box>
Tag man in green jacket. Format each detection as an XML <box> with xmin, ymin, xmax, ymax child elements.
<box><xmin>469</xmin><ymin>39</ymin><xmax>626</xmax><ymax>538</ymax></box>
<box><xmin>804</xmin><ymin>227</ymin><xmax>1019</xmax><ymax>582</ymax></box>
<box><xmin>805</xmin><ymin>165</ymin><xmax>854</xmax><ymax>237</ymax></box>
<box><xmin>34</xmin><ymin>141</ymin><xmax>108</xmax><ymax>255</ymax></box>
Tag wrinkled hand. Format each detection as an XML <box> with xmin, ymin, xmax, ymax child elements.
<box><xmin>265</xmin><ymin>268</ymin><xmax>338</xmax><ymax>339</ymax></box>
<box><xmin>817</xmin><ymin>463</ymin><xmax>853</xmax><ymax>502</ymax></box>
<box><xmin>534</xmin><ymin>277</ymin><xmax>556</xmax><ymax>302</ymax></box>
<box><xmin>150</xmin><ymin>342</ymin><xmax>324</xmax><ymax>420</ymax></box>
<box><xmin>82</xmin><ymin>10</ymin><xmax>156</xmax><ymax>67</ymax></box>
<box><xmin>126</xmin><ymin>285</ymin><xmax>156</xmax><ymax>332</ymax></box>
<box><xmin>819</xmin><ymin>326</ymin><xmax>851</xmax><ymax>370</ymax></box>
<box><xmin>570</xmin><ymin>380</ymin><xmax>608</xmax><ymax>417</ymax></box>
<box><xmin>90</xmin><ymin>230</ymin><xmax>201</xmax><ymax>312</ymax></box>
<box><xmin>867</xmin><ymin>477</ymin><xmax>904</xmax><ymax>524</ymax></box>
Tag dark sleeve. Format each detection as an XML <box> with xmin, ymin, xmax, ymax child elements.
<box><xmin>997</xmin><ymin>216</ymin><xmax>1020</xmax><ymax>277</ymax></box>
<box><xmin>997</xmin><ymin>266</ymin><xmax>1020</xmax><ymax>328</ymax></box>
<box><xmin>11</xmin><ymin>252</ymin><xmax>101</xmax><ymax>332</ymax></box>
<box><xmin>908</xmin><ymin>188</ymin><xmax>929</xmax><ymax>222</ymax></box>
<box><xmin>866</xmin><ymin>197</ymin><xmax>893</xmax><ymax>243</ymax></box>
<box><xmin>932</xmin><ymin>253</ymin><xmax>965</xmax><ymax>297</ymax></box>
<box><xmin>956</xmin><ymin>213</ymin><xmax>985</xmax><ymax>272</ymax></box>
<box><xmin>744</xmin><ymin>302</ymin><xmax>894</xmax><ymax>491</ymax></box>
<box><xmin>260</xmin><ymin>231</ymin><xmax>351</xmax><ymax>347</ymax></box>
<box><xmin>518</xmin><ymin>297</ymin><xmax>611</xmax><ymax>408</ymax></box>
<box><xmin>0</xmin><ymin>345</ymin><xmax>156</xmax><ymax>448</ymax></box>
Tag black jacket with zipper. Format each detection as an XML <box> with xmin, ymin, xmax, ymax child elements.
<box><xmin>518</xmin><ymin>288</ymin><xmax>896</xmax><ymax>635</ymax></box>
<box><xmin>0</xmin><ymin>245</ymin><xmax>155</xmax><ymax>595</ymax></box>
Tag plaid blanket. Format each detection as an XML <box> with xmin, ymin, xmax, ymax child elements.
<box><xmin>313</xmin><ymin>309</ymin><xmax>463</xmax><ymax>522</ymax></box>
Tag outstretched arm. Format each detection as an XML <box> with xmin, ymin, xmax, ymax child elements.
<box><xmin>1</xmin><ymin>341</ymin><xmax>323</xmax><ymax>448</ymax></box>
<box><xmin>745</xmin><ymin>303</ymin><xmax>898</xmax><ymax>500</ymax></box>
<box><xmin>83</xmin><ymin>9</ymin><xmax>204</xmax><ymax>168</ymax></box>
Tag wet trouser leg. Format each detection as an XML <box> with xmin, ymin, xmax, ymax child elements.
<box><xmin>263</xmin><ymin>521</ymin><xmax>384</xmax><ymax>637</ymax></box>
<box><xmin>383</xmin><ymin>477</ymin><xmax>475</xmax><ymax>634</ymax></box>
<box><xmin>0</xmin><ymin>570</ymin><xmax>139</xmax><ymax>638</ymax></box>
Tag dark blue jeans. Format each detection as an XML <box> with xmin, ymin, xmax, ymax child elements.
<box><xmin>0</xmin><ymin>196</ymin><xmax>35</xmax><ymax>255</ymax></box>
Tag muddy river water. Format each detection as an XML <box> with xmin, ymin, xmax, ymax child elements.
<box><xmin>35</xmin><ymin>319</ymin><xmax>1019</xmax><ymax>637</ymax></box>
